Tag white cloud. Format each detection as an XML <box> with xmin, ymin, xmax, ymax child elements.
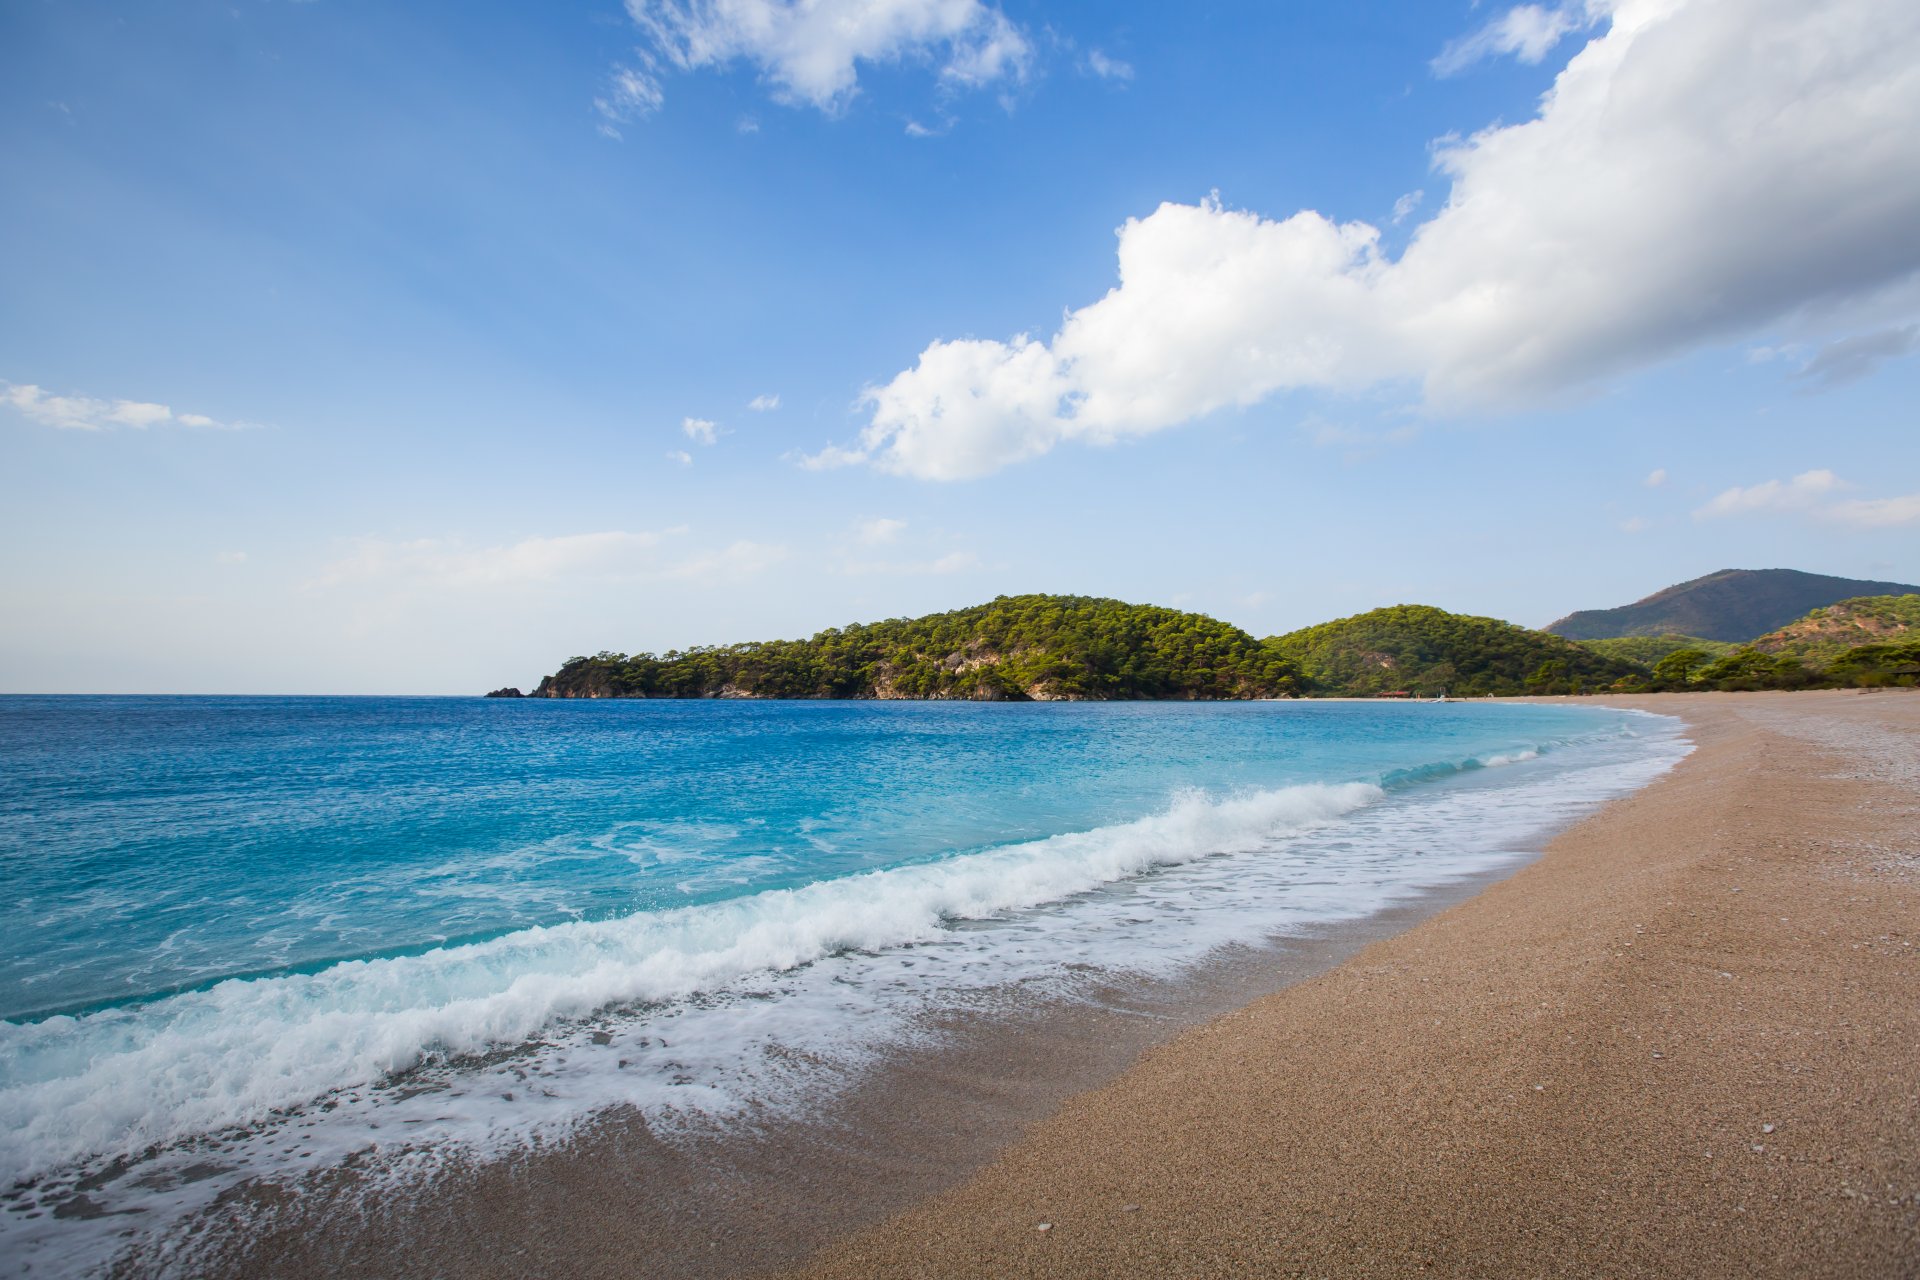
<box><xmin>816</xmin><ymin>0</ymin><xmax>1920</xmax><ymax>480</ymax></box>
<box><xmin>666</xmin><ymin>448</ymin><xmax>694</xmax><ymax>465</ymax></box>
<box><xmin>311</xmin><ymin>529</ymin><xmax>785</xmax><ymax>590</ymax></box>
<box><xmin>3</xmin><ymin>381</ymin><xmax>258</xmax><ymax>432</ymax></box>
<box><xmin>1695</xmin><ymin>469</ymin><xmax>1845</xmax><ymax>518</ymax></box>
<box><xmin>682</xmin><ymin>416</ymin><xmax>722</xmax><ymax>444</ymax></box>
<box><xmin>747</xmin><ymin>393</ymin><xmax>781</xmax><ymax>411</ymax></box>
<box><xmin>1619</xmin><ymin>516</ymin><xmax>1650</xmax><ymax>533</ymax></box>
<box><xmin>854</xmin><ymin>516</ymin><xmax>908</xmax><ymax>545</ymax></box>
<box><xmin>1390</xmin><ymin>190</ymin><xmax>1424</xmax><ymax>224</ymax></box>
<box><xmin>1432</xmin><ymin>3</ymin><xmax>1597</xmax><ymax>77</ymax></box>
<box><xmin>617</xmin><ymin>0</ymin><xmax>1033</xmax><ymax>117</ymax></box>
<box><xmin>594</xmin><ymin>63</ymin><xmax>667</xmax><ymax>135</ymax></box>
<box><xmin>1086</xmin><ymin>50</ymin><xmax>1133</xmax><ymax>81</ymax></box>
<box><xmin>1645</xmin><ymin>468</ymin><xmax>1667</xmax><ymax>487</ymax></box>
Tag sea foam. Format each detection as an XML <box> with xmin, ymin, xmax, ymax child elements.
<box><xmin>0</xmin><ymin>779</ymin><xmax>1377</xmax><ymax>1182</ymax></box>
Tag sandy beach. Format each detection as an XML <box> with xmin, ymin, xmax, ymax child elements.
<box><xmin>166</xmin><ymin>691</ymin><xmax>1918</xmax><ymax>1279</ymax></box>
<box><xmin>787</xmin><ymin>690</ymin><xmax>1919</xmax><ymax>1279</ymax></box>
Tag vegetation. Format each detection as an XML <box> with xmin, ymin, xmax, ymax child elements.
<box><xmin>1575</xmin><ymin>634</ymin><xmax>1736</xmax><ymax>667</ymax></box>
<box><xmin>1750</xmin><ymin>594</ymin><xmax>1920</xmax><ymax>665</ymax></box>
<box><xmin>1545</xmin><ymin>569</ymin><xmax>1920</xmax><ymax>642</ymax></box>
<box><xmin>523</xmin><ymin>586</ymin><xmax>1920</xmax><ymax>701</ymax></box>
<box><xmin>1264</xmin><ymin>605</ymin><xmax>1641</xmax><ymax>697</ymax></box>
<box><xmin>535</xmin><ymin>594</ymin><xmax>1304</xmax><ymax>701</ymax></box>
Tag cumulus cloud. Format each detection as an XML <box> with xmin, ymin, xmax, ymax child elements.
<box><xmin>1694</xmin><ymin>470</ymin><xmax>1920</xmax><ymax>527</ymax></box>
<box><xmin>606</xmin><ymin>0</ymin><xmax>1033</xmax><ymax>121</ymax></box>
<box><xmin>815</xmin><ymin>0</ymin><xmax>1920</xmax><ymax>480</ymax></box>
<box><xmin>1432</xmin><ymin>3</ymin><xmax>1598</xmax><ymax>77</ymax></box>
<box><xmin>666</xmin><ymin>448</ymin><xmax>694</xmax><ymax>465</ymax></box>
<box><xmin>682</xmin><ymin>416</ymin><xmax>722</xmax><ymax>444</ymax></box>
<box><xmin>3</xmin><ymin>381</ymin><xmax>258</xmax><ymax>432</ymax></box>
<box><xmin>747</xmin><ymin>393</ymin><xmax>781</xmax><ymax>411</ymax></box>
<box><xmin>312</xmin><ymin>529</ymin><xmax>786</xmax><ymax>589</ymax></box>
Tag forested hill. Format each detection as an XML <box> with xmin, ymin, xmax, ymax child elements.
<box><xmin>532</xmin><ymin>595</ymin><xmax>1304</xmax><ymax>701</ymax></box>
<box><xmin>1266</xmin><ymin>605</ymin><xmax>1640</xmax><ymax>697</ymax></box>
<box><xmin>1751</xmin><ymin>594</ymin><xmax>1920</xmax><ymax>664</ymax></box>
<box><xmin>1545</xmin><ymin>569</ymin><xmax>1920</xmax><ymax>642</ymax></box>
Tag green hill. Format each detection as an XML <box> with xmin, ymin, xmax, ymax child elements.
<box><xmin>1545</xmin><ymin>569</ymin><xmax>1920</xmax><ymax>642</ymax></box>
<box><xmin>533</xmin><ymin>594</ymin><xmax>1303</xmax><ymax>701</ymax></box>
<box><xmin>1266</xmin><ymin>605</ymin><xmax>1640</xmax><ymax>697</ymax></box>
<box><xmin>1574</xmin><ymin>634</ymin><xmax>1737</xmax><ymax>667</ymax></box>
<box><xmin>1750</xmin><ymin>594</ymin><xmax>1920</xmax><ymax>665</ymax></box>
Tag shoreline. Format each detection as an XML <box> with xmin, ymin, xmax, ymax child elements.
<box><xmin>86</xmin><ymin>690</ymin><xmax>1918</xmax><ymax>1277</ymax></box>
<box><xmin>788</xmin><ymin>689</ymin><xmax>1919</xmax><ymax>1278</ymax></box>
<box><xmin>120</xmin><ymin>703</ymin><xmax>1670</xmax><ymax>1279</ymax></box>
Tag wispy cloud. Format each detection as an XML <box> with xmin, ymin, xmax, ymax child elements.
<box><xmin>1792</xmin><ymin>324</ymin><xmax>1920</xmax><ymax>390</ymax></box>
<box><xmin>1695</xmin><ymin>469</ymin><xmax>1845</xmax><ymax>519</ymax></box>
<box><xmin>854</xmin><ymin>516</ymin><xmax>908</xmax><ymax>546</ymax></box>
<box><xmin>311</xmin><ymin>529</ymin><xmax>787</xmax><ymax>590</ymax></box>
<box><xmin>608</xmin><ymin>0</ymin><xmax>1033</xmax><ymax>122</ymax></box>
<box><xmin>841</xmin><ymin>549</ymin><xmax>982</xmax><ymax>576</ymax></box>
<box><xmin>1827</xmin><ymin>493</ymin><xmax>1920</xmax><ymax>528</ymax></box>
<box><xmin>682</xmin><ymin>416</ymin><xmax>722</xmax><ymax>445</ymax></box>
<box><xmin>1086</xmin><ymin>50</ymin><xmax>1133</xmax><ymax>81</ymax></box>
<box><xmin>1644</xmin><ymin>468</ymin><xmax>1667</xmax><ymax>488</ymax></box>
<box><xmin>1692</xmin><ymin>469</ymin><xmax>1920</xmax><ymax>527</ymax></box>
<box><xmin>3</xmin><ymin>381</ymin><xmax>260</xmax><ymax>432</ymax></box>
<box><xmin>746</xmin><ymin>393</ymin><xmax>780</xmax><ymax>411</ymax></box>
<box><xmin>1432</xmin><ymin>3</ymin><xmax>1596</xmax><ymax>77</ymax></box>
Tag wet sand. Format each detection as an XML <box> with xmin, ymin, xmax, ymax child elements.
<box><xmin>785</xmin><ymin>690</ymin><xmax>1920</xmax><ymax>1278</ymax></box>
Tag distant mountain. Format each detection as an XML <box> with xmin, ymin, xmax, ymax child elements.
<box><xmin>1751</xmin><ymin>594</ymin><xmax>1920</xmax><ymax>665</ymax></box>
<box><xmin>1544</xmin><ymin>569</ymin><xmax>1920</xmax><ymax>642</ymax></box>
<box><xmin>533</xmin><ymin>594</ymin><xmax>1303</xmax><ymax>701</ymax></box>
<box><xmin>1267</xmin><ymin>605</ymin><xmax>1639</xmax><ymax>697</ymax></box>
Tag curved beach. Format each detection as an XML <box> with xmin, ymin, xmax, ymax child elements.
<box><xmin>786</xmin><ymin>690</ymin><xmax>1918</xmax><ymax>1278</ymax></box>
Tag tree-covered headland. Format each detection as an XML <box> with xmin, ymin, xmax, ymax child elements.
<box><xmin>520</xmin><ymin>592</ymin><xmax>1920</xmax><ymax>700</ymax></box>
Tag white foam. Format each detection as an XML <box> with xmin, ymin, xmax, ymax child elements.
<box><xmin>0</xmin><ymin>780</ymin><xmax>1379</xmax><ymax>1183</ymax></box>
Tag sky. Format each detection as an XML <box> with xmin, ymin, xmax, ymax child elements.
<box><xmin>2</xmin><ymin>0</ymin><xmax>1917</xmax><ymax>694</ymax></box>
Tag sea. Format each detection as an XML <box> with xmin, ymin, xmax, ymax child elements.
<box><xmin>0</xmin><ymin>695</ymin><xmax>1689</xmax><ymax>1275</ymax></box>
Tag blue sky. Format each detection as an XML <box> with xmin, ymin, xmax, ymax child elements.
<box><xmin>3</xmin><ymin>0</ymin><xmax>1917</xmax><ymax>693</ymax></box>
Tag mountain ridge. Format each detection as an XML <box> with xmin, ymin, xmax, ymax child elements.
<box><xmin>1544</xmin><ymin>569</ymin><xmax>1920</xmax><ymax>642</ymax></box>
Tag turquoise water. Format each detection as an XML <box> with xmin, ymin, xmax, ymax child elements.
<box><xmin>0</xmin><ymin>695</ymin><xmax>1686</xmax><ymax>1274</ymax></box>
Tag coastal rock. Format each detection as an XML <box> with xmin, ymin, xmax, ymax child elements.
<box><xmin>484</xmin><ymin>687</ymin><xmax>524</xmax><ymax>699</ymax></box>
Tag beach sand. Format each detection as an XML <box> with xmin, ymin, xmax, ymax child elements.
<box><xmin>191</xmin><ymin>691</ymin><xmax>1918</xmax><ymax>1279</ymax></box>
<box><xmin>786</xmin><ymin>690</ymin><xmax>1919</xmax><ymax>1279</ymax></box>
